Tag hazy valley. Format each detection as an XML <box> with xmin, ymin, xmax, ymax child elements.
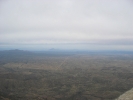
<box><xmin>0</xmin><ymin>50</ymin><xmax>133</xmax><ymax>100</ymax></box>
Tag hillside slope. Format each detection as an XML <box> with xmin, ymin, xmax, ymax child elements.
<box><xmin>116</xmin><ymin>88</ymin><xmax>133</xmax><ymax>100</ymax></box>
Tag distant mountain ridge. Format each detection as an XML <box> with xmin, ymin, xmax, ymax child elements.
<box><xmin>0</xmin><ymin>49</ymin><xmax>33</xmax><ymax>55</ymax></box>
<box><xmin>0</xmin><ymin>49</ymin><xmax>32</xmax><ymax>53</ymax></box>
<box><xmin>1</xmin><ymin>49</ymin><xmax>133</xmax><ymax>55</ymax></box>
<box><xmin>0</xmin><ymin>49</ymin><xmax>35</xmax><ymax>64</ymax></box>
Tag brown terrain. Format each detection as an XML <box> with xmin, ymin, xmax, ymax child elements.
<box><xmin>0</xmin><ymin>50</ymin><xmax>133</xmax><ymax>100</ymax></box>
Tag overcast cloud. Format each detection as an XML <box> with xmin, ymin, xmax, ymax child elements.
<box><xmin>0</xmin><ymin>0</ymin><xmax>133</xmax><ymax>50</ymax></box>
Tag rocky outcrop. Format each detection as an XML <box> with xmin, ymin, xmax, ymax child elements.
<box><xmin>115</xmin><ymin>88</ymin><xmax>133</xmax><ymax>100</ymax></box>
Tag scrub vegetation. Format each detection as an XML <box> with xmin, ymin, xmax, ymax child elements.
<box><xmin>0</xmin><ymin>50</ymin><xmax>133</xmax><ymax>100</ymax></box>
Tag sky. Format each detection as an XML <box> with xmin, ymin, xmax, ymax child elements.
<box><xmin>0</xmin><ymin>0</ymin><xmax>133</xmax><ymax>51</ymax></box>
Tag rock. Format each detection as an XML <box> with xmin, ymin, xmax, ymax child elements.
<box><xmin>116</xmin><ymin>88</ymin><xmax>133</xmax><ymax>100</ymax></box>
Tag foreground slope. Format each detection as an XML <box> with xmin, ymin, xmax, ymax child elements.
<box><xmin>116</xmin><ymin>88</ymin><xmax>133</xmax><ymax>100</ymax></box>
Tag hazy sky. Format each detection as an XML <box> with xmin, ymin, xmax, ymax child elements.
<box><xmin>0</xmin><ymin>0</ymin><xmax>133</xmax><ymax>50</ymax></box>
